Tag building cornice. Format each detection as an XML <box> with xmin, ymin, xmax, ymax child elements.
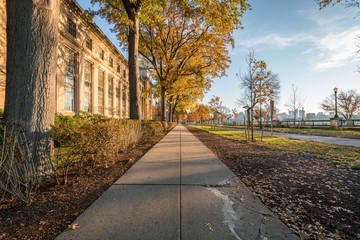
<box><xmin>62</xmin><ymin>0</ymin><xmax>127</xmax><ymax>64</ymax></box>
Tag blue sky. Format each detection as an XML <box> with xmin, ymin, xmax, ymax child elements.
<box><xmin>78</xmin><ymin>0</ymin><xmax>360</xmax><ymax>114</ymax></box>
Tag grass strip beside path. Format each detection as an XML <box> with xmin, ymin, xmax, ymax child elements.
<box><xmin>194</xmin><ymin>126</ymin><xmax>360</xmax><ymax>169</ymax></box>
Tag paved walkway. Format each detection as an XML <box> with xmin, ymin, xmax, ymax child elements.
<box><xmin>221</xmin><ymin>126</ymin><xmax>360</xmax><ymax>147</ymax></box>
<box><xmin>258</xmin><ymin>130</ymin><xmax>360</xmax><ymax>147</ymax></box>
<box><xmin>56</xmin><ymin>125</ymin><xmax>298</xmax><ymax>240</ymax></box>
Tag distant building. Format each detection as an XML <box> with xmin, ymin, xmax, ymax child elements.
<box><xmin>354</xmin><ymin>112</ymin><xmax>360</xmax><ymax>120</ymax></box>
<box><xmin>306</xmin><ymin>113</ymin><xmax>316</xmax><ymax>120</ymax></box>
<box><xmin>277</xmin><ymin>112</ymin><xmax>290</xmax><ymax>121</ymax></box>
<box><xmin>236</xmin><ymin>112</ymin><xmax>245</xmax><ymax>124</ymax></box>
<box><xmin>0</xmin><ymin>0</ymin><xmax>152</xmax><ymax>119</ymax></box>
<box><xmin>316</xmin><ymin>112</ymin><xmax>327</xmax><ymax>120</ymax></box>
<box><xmin>288</xmin><ymin>110</ymin><xmax>294</xmax><ymax>119</ymax></box>
<box><xmin>299</xmin><ymin>109</ymin><xmax>305</xmax><ymax>120</ymax></box>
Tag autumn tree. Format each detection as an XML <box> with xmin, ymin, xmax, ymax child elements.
<box><xmin>164</xmin><ymin>69</ymin><xmax>212</xmax><ymax>121</ymax></box>
<box><xmin>321</xmin><ymin>89</ymin><xmax>360</xmax><ymax>119</ymax></box>
<box><xmin>216</xmin><ymin>105</ymin><xmax>230</xmax><ymax>124</ymax></box>
<box><xmin>253</xmin><ymin>102</ymin><xmax>278</xmax><ymax>126</ymax></box>
<box><xmin>285</xmin><ymin>85</ymin><xmax>304</xmax><ymax>121</ymax></box>
<box><xmin>231</xmin><ymin>109</ymin><xmax>238</xmax><ymax>123</ymax></box>
<box><xmin>138</xmin><ymin>0</ymin><xmax>248</xmax><ymax>121</ymax></box>
<box><xmin>92</xmin><ymin>0</ymin><xmax>167</xmax><ymax>119</ymax></box>
<box><xmin>188</xmin><ymin>104</ymin><xmax>211</xmax><ymax>123</ymax></box>
<box><xmin>4</xmin><ymin>0</ymin><xmax>59</xmax><ymax>171</ymax></box>
<box><xmin>237</xmin><ymin>49</ymin><xmax>280</xmax><ymax>141</ymax></box>
<box><xmin>208</xmin><ymin>96</ymin><xmax>223</xmax><ymax>126</ymax></box>
<box><xmin>316</xmin><ymin>0</ymin><xmax>359</xmax><ymax>9</ymax></box>
<box><xmin>93</xmin><ymin>0</ymin><xmax>248</xmax><ymax>121</ymax></box>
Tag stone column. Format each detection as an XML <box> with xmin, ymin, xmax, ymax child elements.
<box><xmin>93</xmin><ymin>64</ymin><xmax>99</xmax><ymax>114</ymax></box>
<box><xmin>330</xmin><ymin>117</ymin><xmax>339</xmax><ymax>129</ymax></box>
<box><xmin>103</xmin><ymin>72</ymin><xmax>108</xmax><ymax>116</ymax></box>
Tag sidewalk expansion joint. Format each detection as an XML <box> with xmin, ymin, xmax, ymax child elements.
<box><xmin>179</xmin><ymin>126</ymin><xmax>183</xmax><ymax>240</ymax></box>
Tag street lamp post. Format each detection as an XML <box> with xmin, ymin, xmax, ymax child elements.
<box><xmin>333</xmin><ymin>87</ymin><xmax>338</xmax><ymax>118</ymax></box>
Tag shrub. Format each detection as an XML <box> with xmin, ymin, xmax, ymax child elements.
<box><xmin>161</xmin><ymin>121</ymin><xmax>168</xmax><ymax>130</ymax></box>
<box><xmin>52</xmin><ymin>113</ymin><xmax>177</xmax><ymax>184</ymax></box>
<box><xmin>167</xmin><ymin>122</ymin><xmax>177</xmax><ymax>130</ymax></box>
<box><xmin>0</xmin><ymin>122</ymin><xmax>38</xmax><ymax>205</ymax></box>
<box><xmin>72</xmin><ymin>120</ymin><xmax>142</xmax><ymax>165</ymax></box>
<box><xmin>53</xmin><ymin>119</ymin><xmax>143</xmax><ymax>183</ymax></box>
<box><xmin>53</xmin><ymin>112</ymin><xmax>109</xmax><ymax>147</ymax></box>
<box><xmin>141</xmin><ymin>120</ymin><xmax>164</xmax><ymax>140</ymax></box>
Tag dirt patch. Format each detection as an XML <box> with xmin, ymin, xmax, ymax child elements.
<box><xmin>187</xmin><ymin>126</ymin><xmax>360</xmax><ymax>239</ymax></box>
<box><xmin>0</xmin><ymin>133</ymin><xmax>167</xmax><ymax>240</ymax></box>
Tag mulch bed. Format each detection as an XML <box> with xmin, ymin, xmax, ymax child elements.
<box><xmin>186</xmin><ymin>126</ymin><xmax>360</xmax><ymax>240</ymax></box>
<box><xmin>0</xmin><ymin>133</ymin><xmax>167</xmax><ymax>240</ymax></box>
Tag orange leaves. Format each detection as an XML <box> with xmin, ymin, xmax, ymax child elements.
<box><xmin>68</xmin><ymin>223</ymin><xmax>79</xmax><ymax>230</ymax></box>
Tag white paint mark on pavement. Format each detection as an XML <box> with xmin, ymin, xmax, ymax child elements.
<box><xmin>208</xmin><ymin>188</ymin><xmax>243</xmax><ymax>240</ymax></box>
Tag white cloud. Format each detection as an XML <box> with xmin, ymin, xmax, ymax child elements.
<box><xmin>241</xmin><ymin>33</ymin><xmax>316</xmax><ymax>48</ymax></box>
<box><xmin>239</xmin><ymin>27</ymin><xmax>359</xmax><ymax>72</ymax></box>
<box><xmin>311</xmin><ymin>28</ymin><xmax>360</xmax><ymax>71</ymax></box>
<box><xmin>298</xmin><ymin>9</ymin><xmax>348</xmax><ymax>28</ymax></box>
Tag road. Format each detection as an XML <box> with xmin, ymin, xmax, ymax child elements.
<box><xmin>221</xmin><ymin>127</ymin><xmax>360</xmax><ymax>148</ymax></box>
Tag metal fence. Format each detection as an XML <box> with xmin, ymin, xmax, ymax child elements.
<box><xmin>279</xmin><ymin>119</ymin><xmax>360</xmax><ymax>127</ymax></box>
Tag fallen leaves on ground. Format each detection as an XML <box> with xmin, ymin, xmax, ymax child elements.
<box><xmin>187</xmin><ymin>126</ymin><xmax>360</xmax><ymax>240</ymax></box>
<box><xmin>0</xmin><ymin>134</ymin><xmax>167</xmax><ymax>240</ymax></box>
<box><xmin>68</xmin><ymin>223</ymin><xmax>79</xmax><ymax>230</ymax></box>
<box><xmin>204</xmin><ymin>223</ymin><xmax>214</xmax><ymax>231</ymax></box>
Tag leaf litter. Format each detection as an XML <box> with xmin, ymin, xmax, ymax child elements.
<box><xmin>187</xmin><ymin>126</ymin><xmax>360</xmax><ymax>240</ymax></box>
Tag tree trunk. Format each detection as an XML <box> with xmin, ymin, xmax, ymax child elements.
<box><xmin>171</xmin><ymin>103</ymin><xmax>177</xmax><ymax>122</ymax></box>
<box><xmin>246</xmin><ymin>109</ymin><xmax>250</xmax><ymax>141</ymax></box>
<box><xmin>251</xmin><ymin>108</ymin><xmax>254</xmax><ymax>142</ymax></box>
<box><xmin>160</xmin><ymin>85</ymin><xmax>166</xmax><ymax>121</ymax></box>
<box><xmin>168</xmin><ymin>102</ymin><xmax>172</xmax><ymax>122</ymax></box>
<box><xmin>128</xmin><ymin>10</ymin><xmax>140</xmax><ymax>120</ymax></box>
<box><xmin>4</xmin><ymin>0</ymin><xmax>59</xmax><ymax>172</ymax></box>
<box><xmin>259</xmin><ymin>102</ymin><xmax>262</xmax><ymax>129</ymax></box>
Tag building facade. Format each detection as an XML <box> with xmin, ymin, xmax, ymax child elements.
<box><xmin>0</xmin><ymin>0</ymin><xmax>152</xmax><ymax>119</ymax></box>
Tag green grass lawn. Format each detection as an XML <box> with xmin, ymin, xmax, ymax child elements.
<box><xmin>194</xmin><ymin>126</ymin><xmax>360</xmax><ymax>169</ymax></box>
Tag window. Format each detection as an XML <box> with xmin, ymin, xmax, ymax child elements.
<box><xmin>85</xmin><ymin>36</ymin><xmax>92</xmax><ymax>50</ymax></box>
<box><xmin>65</xmin><ymin>48</ymin><xmax>77</xmax><ymax>111</ymax></box>
<box><xmin>108</xmin><ymin>76</ymin><xmax>113</xmax><ymax>114</ymax></box>
<box><xmin>84</xmin><ymin>60</ymin><xmax>92</xmax><ymax>112</ymax></box>
<box><xmin>123</xmin><ymin>69</ymin><xmax>126</xmax><ymax>79</ymax></box>
<box><xmin>98</xmin><ymin>69</ymin><xmax>105</xmax><ymax>114</ymax></box>
<box><xmin>122</xmin><ymin>84</ymin><xmax>127</xmax><ymax>117</ymax></box>
<box><xmin>115</xmin><ymin>79</ymin><xmax>120</xmax><ymax>116</ymax></box>
<box><xmin>99</xmin><ymin>49</ymin><xmax>104</xmax><ymax>60</ymax></box>
<box><xmin>117</xmin><ymin>64</ymin><xmax>120</xmax><ymax>73</ymax></box>
<box><xmin>109</xmin><ymin>57</ymin><xmax>113</xmax><ymax>68</ymax></box>
<box><xmin>67</xmin><ymin>18</ymin><xmax>77</xmax><ymax>38</ymax></box>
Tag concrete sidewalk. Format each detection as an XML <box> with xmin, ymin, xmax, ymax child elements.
<box><xmin>56</xmin><ymin>124</ymin><xmax>299</xmax><ymax>240</ymax></box>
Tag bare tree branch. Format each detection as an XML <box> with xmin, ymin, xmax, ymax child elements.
<box><xmin>321</xmin><ymin>89</ymin><xmax>360</xmax><ymax>119</ymax></box>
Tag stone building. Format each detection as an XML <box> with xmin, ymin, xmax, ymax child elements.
<box><xmin>0</xmin><ymin>0</ymin><xmax>152</xmax><ymax>119</ymax></box>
